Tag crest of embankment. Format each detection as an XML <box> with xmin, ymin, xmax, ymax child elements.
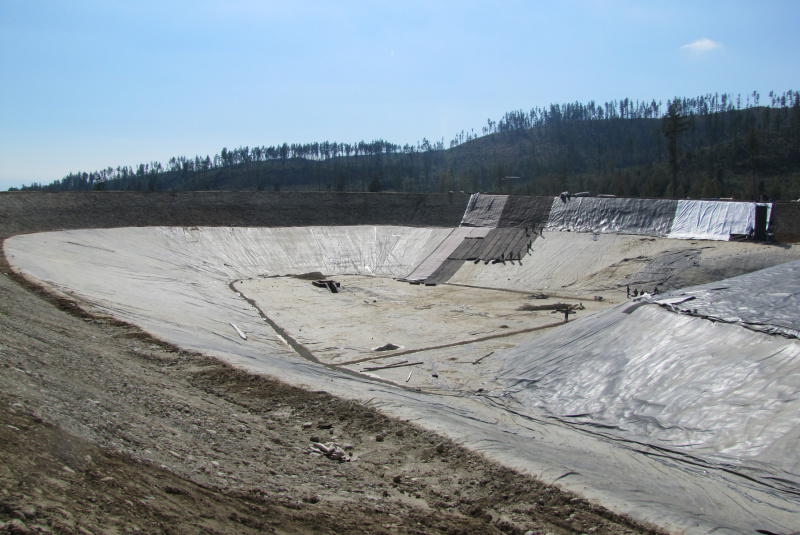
<box><xmin>0</xmin><ymin>191</ymin><xmax>471</xmax><ymax>238</ymax></box>
<box><xmin>3</xmin><ymin>190</ymin><xmax>800</xmax><ymax>242</ymax></box>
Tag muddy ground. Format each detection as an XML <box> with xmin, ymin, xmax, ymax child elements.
<box><xmin>0</xmin><ymin>245</ymin><xmax>664</xmax><ymax>531</ymax></box>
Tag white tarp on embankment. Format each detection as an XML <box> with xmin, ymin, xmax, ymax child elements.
<box><xmin>667</xmin><ymin>200</ymin><xmax>772</xmax><ymax>241</ymax></box>
<box><xmin>6</xmin><ymin>227</ymin><xmax>800</xmax><ymax>534</ymax></box>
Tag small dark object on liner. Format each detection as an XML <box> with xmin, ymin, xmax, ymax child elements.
<box><xmin>312</xmin><ymin>280</ymin><xmax>341</xmax><ymax>293</ymax></box>
<box><xmin>473</xmin><ymin>351</ymin><xmax>494</xmax><ymax>365</ymax></box>
<box><xmin>373</xmin><ymin>343</ymin><xmax>401</xmax><ymax>352</ymax></box>
<box><xmin>363</xmin><ymin>361</ymin><xmax>422</xmax><ymax>372</ymax></box>
<box><xmin>519</xmin><ymin>302</ymin><xmax>583</xmax><ymax>312</ymax></box>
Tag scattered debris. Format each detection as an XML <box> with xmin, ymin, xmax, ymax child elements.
<box><xmin>309</xmin><ymin>441</ymin><xmax>348</xmax><ymax>461</ymax></box>
<box><xmin>517</xmin><ymin>303</ymin><xmax>585</xmax><ymax>312</ymax></box>
<box><xmin>363</xmin><ymin>361</ymin><xmax>423</xmax><ymax>372</ymax></box>
<box><xmin>312</xmin><ymin>280</ymin><xmax>341</xmax><ymax>293</ymax></box>
<box><xmin>472</xmin><ymin>351</ymin><xmax>494</xmax><ymax>365</ymax></box>
<box><xmin>229</xmin><ymin>322</ymin><xmax>246</xmax><ymax>340</ymax></box>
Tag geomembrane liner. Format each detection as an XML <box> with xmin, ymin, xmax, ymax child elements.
<box><xmin>497</xmin><ymin>195</ymin><xmax>554</xmax><ymax>229</ymax></box>
<box><xmin>545</xmin><ymin>197</ymin><xmax>678</xmax><ymax>236</ymax></box>
<box><xmin>460</xmin><ymin>194</ymin><xmax>508</xmax><ymax>227</ymax></box>
<box><xmin>495</xmin><ymin>294</ymin><xmax>800</xmax><ymax>493</ymax></box>
<box><xmin>7</xmin><ymin>226</ymin><xmax>800</xmax><ymax>533</ymax></box>
<box><xmin>667</xmin><ymin>199</ymin><xmax>772</xmax><ymax>241</ymax></box>
<box><xmin>403</xmin><ymin>226</ymin><xmax>491</xmax><ymax>281</ymax></box>
<box><xmin>648</xmin><ymin>257</ymin><xmax>800</xmax><ymax>338</ymax></box>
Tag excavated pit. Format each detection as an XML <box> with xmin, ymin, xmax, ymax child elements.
<box><xmin>4</xmin><ymin>192</ymin><xmax>800</xmax><ymax>534</ymax></box>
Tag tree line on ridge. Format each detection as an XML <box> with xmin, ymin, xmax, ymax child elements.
<box><xmin>12</xmin><ymin>90</ymin><xmax>800</xmax><ymax>201</ymax></box>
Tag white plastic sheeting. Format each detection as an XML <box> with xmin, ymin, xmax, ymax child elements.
<box><xmin>7</xmin><ymin>227</ymin><xmax>800</xmax><ymax>533</ymax></box>
<box><xmin>5</xmin><ymin>227</ymin><xmax>451</xmax><ymax>359</ymax></box>
<box><xmin>649</xmin><ymin>258</ymin><xmax>800</xmax><ymax>338</ymax></box>
<box><xmin>545</xmin><ymin>197</ymin><xmax>678</xmax><ymax>236</ymax></box>
<box><xmin>667</xmin><ymin>200</ymin><xmax>772</xmax><ymax>241</ymax></box>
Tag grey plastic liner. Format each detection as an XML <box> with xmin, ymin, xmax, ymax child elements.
<box><xmin>546</xmin><ymin>197</ymin><xmax>678</xmax><ymax>236</ymax></box>
<box><xmin>625</xmin><ymin>249</ymin><xmax>702</xmax><ymax>290</ymax></box>
<box><xmin>425</xmin><ymin>229</ymin><xmax>536</xmax><ymax>284</ymax></box>
<box><xmin>460</xmin><ymin>194</ymin><xmax>508</xmax><ymax>227</ymax></box>
<box><xmin>423</xmin><ymin>258</ymin><xmax>464</xmax><ymax>285</ymax></box>
<box><xmin>647</xmin><ymin>258</ymin><xmax>800</xmax><ymax>338</ymax></box>
<box><xmin>9</xmin><ymin>227</ymin><xmax>800</xmax><ymax>533</ymax></box>
<box><xmin>404</xmin><ymin>226</ymin><xmax>491</xmax><ymax>281</ymax></box>
<box><xmin>497</xmin><ymin>195</ymin><xmax>554</xmax><ymax>229</ymax></box>
<box><xmin>494</xmin><ymin>298</ymin><xmax>800</xmax><ymax>499</ymax></box>
<box><xmin>448</xmin><ymin>228</ymin><xmax>531</xmax><ymax>261</ymax></box>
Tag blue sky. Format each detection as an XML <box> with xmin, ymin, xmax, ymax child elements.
<box><xmin>1</xmin><ymin>1</ymin><xmax>799</xmax><ymax>190</ymax></box>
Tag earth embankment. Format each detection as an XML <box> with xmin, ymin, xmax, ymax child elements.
<box><xmin>0</xmin><ymin>191</ymin><xmax>471</xmax><ymax>237</ymax></box>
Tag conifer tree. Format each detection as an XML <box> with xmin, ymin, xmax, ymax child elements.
<box><xmin>661</xmin><ymin>99</ymin><xmax>690</xmax><ymax>198</ymax></box>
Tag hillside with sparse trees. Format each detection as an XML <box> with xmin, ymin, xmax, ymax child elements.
<box><xmin>15</xmin><ymin>90</ymin><xmax>800</xmax><ymax>201</ymax></box>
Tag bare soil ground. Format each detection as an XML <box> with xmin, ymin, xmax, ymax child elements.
<box><xmin>235</xmin><ymin>275</ymin><xmax>614</xmax><ymax>392</ymax></box>
<box><xmin>0</xmin><ymin>249</ymin><xmax>664</xmax><ymax>534</ymax></box>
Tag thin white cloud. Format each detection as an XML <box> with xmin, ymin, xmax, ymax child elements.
<box><xmin>681</xmin><ymin>38</ymin><xmax>722</xmax><ymax>52</ymax></box>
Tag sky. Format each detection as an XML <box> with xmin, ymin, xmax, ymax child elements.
<box><xmin>1</xmin><ymin>1</ymin><xmax>799</xmax><ymax>190</ymax></box>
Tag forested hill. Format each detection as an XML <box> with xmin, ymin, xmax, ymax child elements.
<box><xmin>16</xmin><ymin>91</ymin><xmax>800</xmax><ymax>201</ymax></box>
